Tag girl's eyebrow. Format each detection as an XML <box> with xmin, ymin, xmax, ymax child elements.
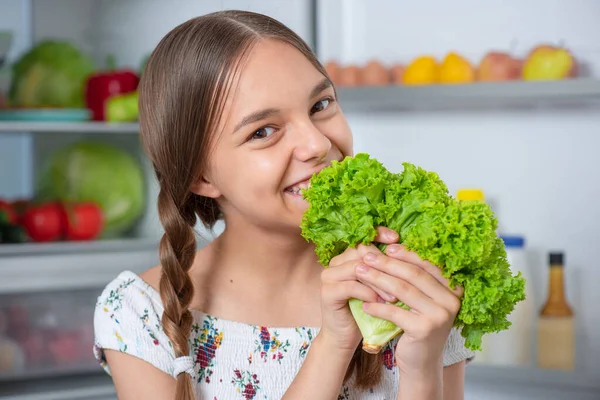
<box><xmin>310</xmin><ymin>78</ymin><xmax>332</xmax><ymax>98</ymax></box>
<box><xmin>233</xmin><ymin>108</ymin><xmax>280</xmax><ymax>134</ymax></box>
<box><xmin>232</xmin><ymin>78</ymin><xmax>333</xmax><ymax>135</ymax></box>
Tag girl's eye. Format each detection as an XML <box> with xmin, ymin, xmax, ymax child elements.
<box><xmin>250</xmin><ymin>126</ymin><xmax>276</xmax><ymax>140</ymax></box>
<box><xmin>310</xmin><ymin>98</ymin><xmax>332</xmax><ymax>115</ymax></box>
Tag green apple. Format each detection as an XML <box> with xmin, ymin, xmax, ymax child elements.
<box><xmin>106</xmin><ymin>91</ymin><xmax>138</xmax><ymax>122</ymax></box>
<box><xmin>522</xmin><ymin>45</ymin><xmax>576</xmax><ymax>80</ymax></box>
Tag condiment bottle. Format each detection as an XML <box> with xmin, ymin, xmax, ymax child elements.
<box><xmin>537</xmin><ymin>252</ymin><xmax>575</xmax><ymax>370</ymax></box>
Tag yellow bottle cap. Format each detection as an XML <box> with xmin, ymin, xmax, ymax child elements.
<box><xmin>457</xmin><ymin>189</ymin><xmax>485</xmax><ymax>201</ymax></box>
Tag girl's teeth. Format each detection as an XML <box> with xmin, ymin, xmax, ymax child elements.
<box><xmin>287</xmin><ymin>181</ymin><xmax>310</xmax><ymax>194</ymax></box>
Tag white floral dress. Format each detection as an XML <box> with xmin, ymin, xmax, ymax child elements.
<box><xmin>93</xmin><ymin>271</ymin><xmax>474</xmax><ymax>400</ymax></box>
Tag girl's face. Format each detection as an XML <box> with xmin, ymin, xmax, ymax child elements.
<box><xmin>195</xmin><ymin>39</ymin><xmax>353</xmax><ymax>232</ymax></box>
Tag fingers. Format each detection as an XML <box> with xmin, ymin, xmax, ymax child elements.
<box><xmin>329</xmin><ymin>243</ymin><xmax>381</xmax><ymax>267</ymax></box>
<box><xmin>323</xmin><ymin>259</ymin><xmax>398</xmax><ymax>303</ymax></box>
<box><xmin>362</xmin><ymin>295</ymin><xmax>457</xmax><ymax>339</ymax></box>
<box><xmin>373</xmin><ymin>226</ymin><xmax>399</xmax><ymax>244</ymax></box>
<box><xmin>322</xmin><ymin>260</ymin><xmax>362</xmax><ymax>283</ymax></box>
<box><xmin>361</xmin><ymin>301</ymin><xmax>420</xmax><ymax>332</ymax></box>
<box><xmin>328</xmin><ymin>226</ymin><xmax>398</xmax><ymax>268</ymax></box>
<box><xmin>321</xmin><ymin>280</ymin><xmax>381</xmax><ymax>308</ymax></box>
<box><xmin>357</xmin><ymin>252</ymin><xmax>461</xmax><ymax>316</ymax></box>
<box><xmin>356</xmin><ymin>263</ymin><xmax>445</xmax><ymax>317</ymax></box>
<box><xmin>385</xmin><ymin>244</ymin><xmax>464</xmax><ymax>299</ymax></box>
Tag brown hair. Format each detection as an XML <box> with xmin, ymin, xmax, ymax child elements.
<box><xmin>138</xmin><ymin>10</ymin><xmax>380</xmax><ymax>398</ymax></box>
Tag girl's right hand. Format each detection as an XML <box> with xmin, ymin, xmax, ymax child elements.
<box><xmin>318</xmin><ymin>226</ymin><xmax>400</xmax><ymax>352</ymax></box>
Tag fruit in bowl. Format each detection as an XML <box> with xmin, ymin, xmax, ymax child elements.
<box><xmin>336</xmin><ymin>65</ymin><xmax>361</xmax><ymax>87</ymax></box>
<box><xmin>403</xmin><ymin>56</ymin><xmax>439</xmax><ymax>85</ymax></box>
<box><xmin>522</xmin><ymin>44</ymin><xmax>577</xmax><ymax>80</ymax></box>
<box><xmin>477</xmin><ymin>51</ymin><xmax>522</xmax><ymax>81</ymax></box>
<box><xmin>360</xmin><ymin>60</ymin><xmax>390</xmax><ymax>86</ymax></box>
<box><xmin>439</xmin><ymin>52</ymin><xmax>475</xmax><ymax>84</ymax></box>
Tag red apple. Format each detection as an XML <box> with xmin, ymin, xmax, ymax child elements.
<box><xmin>477</xmin><ymin>51</ymin><xmax>522</xmax><ymax>82</ymax></box>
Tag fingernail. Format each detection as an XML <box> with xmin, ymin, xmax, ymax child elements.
<box><xmin>377</xmin><ymin>296</ymin><xmax>386</xmax><ymax>303</ymax></box>
<box><xmin>387</xmin><ymin>244</ymin><xmax>399</xmax><ymax>254</ymax></box>
<box><xmin>362</xmin><ymin>302</ymin><xmax>371</xmax><ymax>311</ymax></box>
<box><xmin>356</xmin><ymin>264</ymin><xmax>369</xmax><ymax>274</ymax></box>
<box><xmin>364</xmin><ymin>252</ymin><xmax>376</xmax><ymax>262</ymax></box>
<box><xmin>382</xmin><ymin>292</ymin><xmax>396</xmax><ymax>302</ymax></box>
<box><xmin>387</xmin><ymin>230</ymin><xmax>399</xmax><ymax>240</ymax></box>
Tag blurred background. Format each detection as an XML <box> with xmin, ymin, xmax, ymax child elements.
<box><xmin>0</xmin><ymin>0</ymin><xmax>598</xmax><ymax>399</ymax></box>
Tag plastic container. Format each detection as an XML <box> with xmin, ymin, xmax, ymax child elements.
<box><xmin>0</xmin><ymin>288</ymin><xmax>100</xmax><ymax>380</ymax></box>
<box><xmin>480</xmin><ymin>235</ymin><xmax>535</xmax><ymax>367</ymax></box>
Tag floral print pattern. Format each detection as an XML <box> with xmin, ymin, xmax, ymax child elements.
<box><xmin>254</xmin><ymin>326</ymin><xmax>290</xmax><ymax>363</ymax></box>
<box><xmin>382</xmin><ymin>342</ymin><xmax>397</xmax><ymax>371</ymax></box>
<box><xmin>295</xmin><ymin>327</ymin><xmax>314</xmax><ymax>358</ymax></box>
<box><xmin>140</xmin><ymin>309</ymin><xmax>160</xmax><ymax>346</ymax></box>
<box><xmin>93</xmin><ymin>271</ymin><xmax>474</xmax><ymax>400</ymax></box>
<box><xmin>232</xmin><ymin>369</ymin><xmax>260</xmax><ymax>399</ymax></box>
<box><xmin>191</xmin><ymin>316</ymin><xmax>223</xmax><ymax>383</ymax></box>
<box><xmin>99</xmin><ymin>277</ymin><xmax>135</xmax><ymax>325</ymax></box>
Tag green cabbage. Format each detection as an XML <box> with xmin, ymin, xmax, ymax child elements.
<box><xmin>36</xmin><ymin>141</ymin><xmax>146</xmax><ymax>238</ymax></box>
<box><xmin>300</xmin><ymin>153</ymin><xmax>526</xmax><ymax>352</ymax></box>
<box><xmin>8</xmin><ymin>40</ymin><xmax>95</xmax><ymax>108</ymax></box>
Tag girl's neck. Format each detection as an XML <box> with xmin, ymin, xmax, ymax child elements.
<box><xmin>187</xmin><ymin>220</ymin><xmax>323</xmax><ymax>327</ymax></box>
<box><xmin>212</xmin><ymin>222</ymin><xmax>321</xmax><ymax>286</ymax></box>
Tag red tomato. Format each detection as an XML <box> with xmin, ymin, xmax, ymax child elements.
<box><xmin>21</xmin><ymin>203</ymin><xmax>63</xmax><ymax>242</ymax></box>
<box><xmin>0</xmin><ymin>200</ymin><xmax>17</xmax><ymax>224</ymax></box>
<box><xmin>61</xmin><ymin>202</ymin><xmax>104</xmax><ymax>241</ymax></box>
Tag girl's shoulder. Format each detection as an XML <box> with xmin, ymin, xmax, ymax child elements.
<box><xmin>93</xmin><ymin>270</ymin><xmax>176</xmax><ymax>378</ymax></box>
<box><xmin>95</xmin><ymin>269</ymin><xmax>163</xmax><ymax>312</ymax></box>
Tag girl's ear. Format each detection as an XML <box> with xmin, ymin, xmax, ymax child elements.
<box><xmin>190</xmin><ymin>176</ymin><xmax>221</xmax><ymax>199</ymax></box>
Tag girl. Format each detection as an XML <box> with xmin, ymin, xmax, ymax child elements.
<box><xmin>93</xmin><ymin>10</ymin><xmax>474</xmax><ymax>400</ymax></box>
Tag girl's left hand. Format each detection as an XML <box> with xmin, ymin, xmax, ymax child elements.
<box><xmin>355</xmin><ymin>244</ymin><xmax>463</xmax><ymax>377</ymax></box>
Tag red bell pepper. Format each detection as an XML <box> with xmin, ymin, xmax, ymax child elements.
<box><xmin>85</xmin><ymin>56</ymin><xmax>139</xmax><ymax>121</ymax></box>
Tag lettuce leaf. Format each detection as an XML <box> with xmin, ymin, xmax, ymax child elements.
<box><xmin>300</xmin><ymin>153</ymin><xmax>526</xmax><ymax>353</ymax></box>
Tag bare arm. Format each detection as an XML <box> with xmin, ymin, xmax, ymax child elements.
<box><xmin>105</xmin><ymin>350</ymin><xmax>176</xmax><ymax>399</ymax></box>
<box><xmin>282</xmin><ymin>332</ymin><xmax>355</xmax><ymax>400</ymax></box>
<box><xmin>397</xmin><ymin>360</ymin><xmax>466</xmax><ymax>400</ymax></box>
<box><xmin>443</xmin><ymin>361</ymin><xmax>466</xmax><ymax>400</ymax></box>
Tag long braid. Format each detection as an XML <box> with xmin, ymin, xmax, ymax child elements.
<box><xmin>344</xmin><ymin>344</ymin><xmax>382</xmax><ymax>388</ymax></box>
<box><xmin>157</xmin><ymin>187</ymin><xmax>197</xmax><ymax>399</ymax></box>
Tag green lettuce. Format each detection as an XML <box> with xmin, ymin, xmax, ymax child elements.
<box><xmin>300</xmin><ymin>153</ymin><xmax>525</xmax><ymax>353</ymax></box>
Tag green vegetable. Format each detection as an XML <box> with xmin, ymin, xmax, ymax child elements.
<box><xmin>36</xmin><ymin>141</ymin><xmax>146</xmax><ymax>238</ymax></box>
<box><xmin>300</xmin><ymin>153</ymin><xmax>526</xmax><ymax>353</ymax></box>
<box><xmin>0</xmin><ymin>224</ymin><xmax>27</xmax><ymax>244</ymax></box>
<box><xmin>106</xmin><ymin>91</ymin><xmax>138</xmax><ymax>122</ymax></box>
<box><xmin>0</xmin><ymin>210</ymin><xmax>10</xmax><ymax>226</ymax></box>
<box><xmin>8</xmin><ymin>40</ymin><xmax>95</xmax><ymax>108</ymax></box>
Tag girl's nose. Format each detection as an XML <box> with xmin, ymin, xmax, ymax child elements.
<box><xmin>292</xmin><ymin>121</ymin><xmax>332</xmax><ymax>163</ymax></box>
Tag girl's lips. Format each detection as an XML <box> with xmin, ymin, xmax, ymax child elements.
<box><xmin>284</xmin><ymin>178</ymin><xmax>311</xmax><ymax>195</ymax></box>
